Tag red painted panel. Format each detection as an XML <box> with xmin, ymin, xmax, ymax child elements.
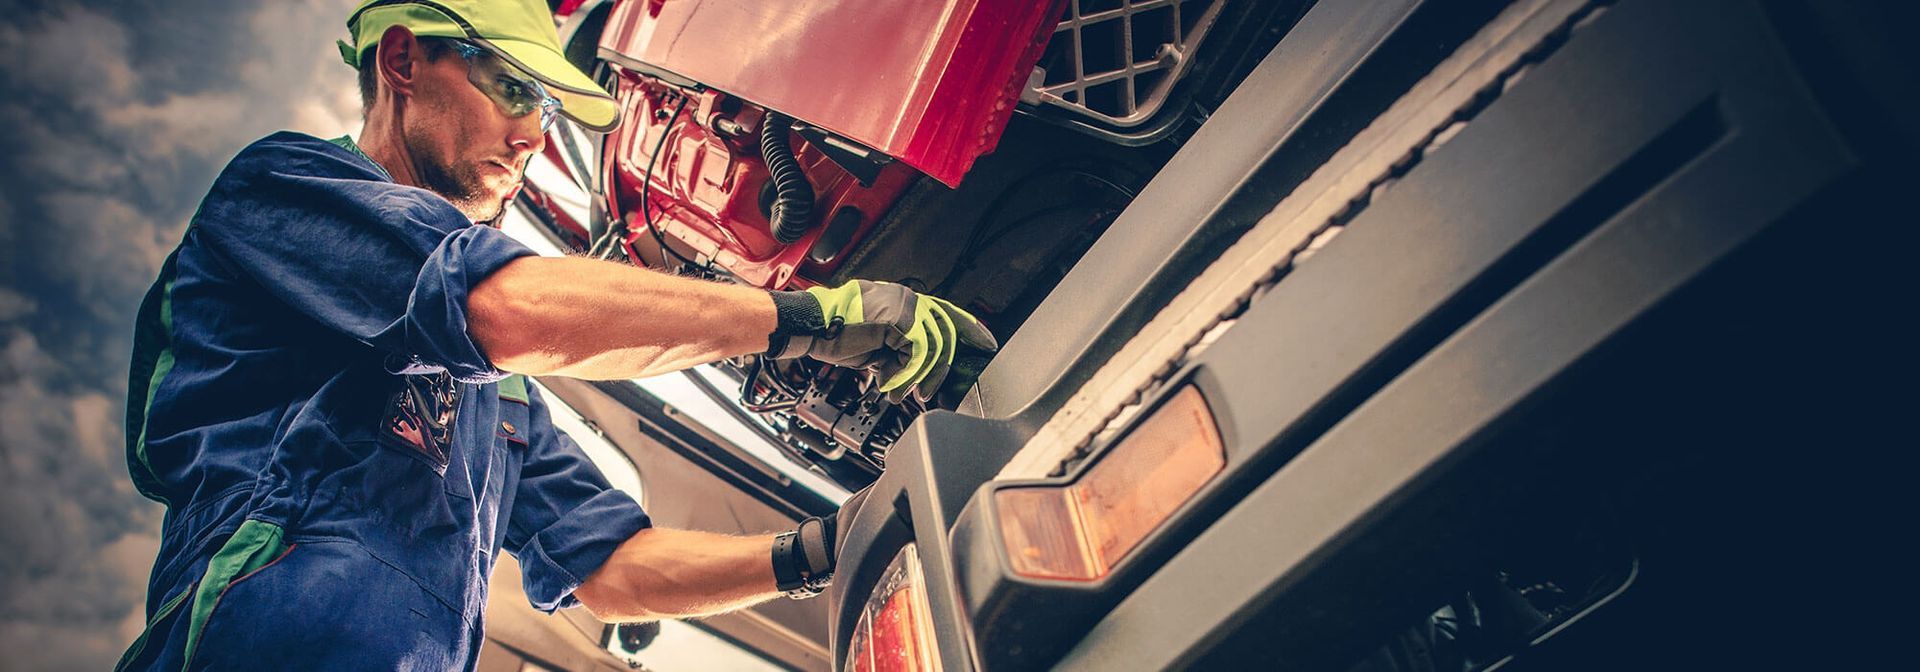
<box><xmin>601</xmin><ymin>0</ymin><xmax>1065</xmax><ymax>186</ymax></box>
<box><xmin>602</xmin><ymin>83</ymin><xmax>919</xmax><ymax>289</ymax></box>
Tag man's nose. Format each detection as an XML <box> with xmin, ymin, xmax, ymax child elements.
<box><xmin>507</xmin><ymin>112</ymin><xmax>545</xmax><ymax>157</ymax></box>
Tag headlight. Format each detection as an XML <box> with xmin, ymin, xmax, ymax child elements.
<box><xmin>995</xmin><ymin>385</ymin><xmax>1225</xmax><ymax>581</ymax></box>
<box><xmin>844</xmin><ymin>543</ymin><xmax>941</xmax><ymax>672</ymax></box>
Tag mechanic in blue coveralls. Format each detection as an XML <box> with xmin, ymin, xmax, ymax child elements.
<box><xmin>114</xmin><ymin>1</ymin><xmax>996</xmax><ymax>669</ymax></box>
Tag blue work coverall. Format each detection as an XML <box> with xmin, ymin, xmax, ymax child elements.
<box><xmin>116</xmin><ymin>131</ymin><xmax>651</xmax><ymax>670</ymax></box>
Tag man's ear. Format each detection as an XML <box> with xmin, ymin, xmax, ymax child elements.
<box><xmin>376</xmin><ymin>25</ymin><xmax>421</xmax><ymax>102</ymax></box>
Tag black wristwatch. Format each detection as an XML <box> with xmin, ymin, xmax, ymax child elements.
<box><xmin>772</xmin><ymin>515</ymin><xmax>835</xmax><ymax>600</ymax></box>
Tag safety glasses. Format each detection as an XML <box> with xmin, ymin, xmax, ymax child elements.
<box><xmin>447</xmin><ymin>40</ymin><xmax>561</xmax><ymax>132</ymax></box>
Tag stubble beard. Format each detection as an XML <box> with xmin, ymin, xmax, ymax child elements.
<box><xmin>405</xmin><ymin>132</ymin><xmax>506</xmax><ymax>224</ymax></box>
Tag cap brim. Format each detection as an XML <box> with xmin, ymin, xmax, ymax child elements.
<box><xmin>473</xmin><ymin>37</ymin><xmax>622</xmax><ymax>133</ymax></box>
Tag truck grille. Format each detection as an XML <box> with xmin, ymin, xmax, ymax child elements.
<box><xmin>1026</xmin><ymin>0</ymin><xmax>1226</xmax><ymax>128</ymax></box>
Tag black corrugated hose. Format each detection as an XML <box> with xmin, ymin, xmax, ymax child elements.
<box><xmin>760</xmin><ymin>112</ymin><xmax>815</xmax><ymax>244</ymax></box>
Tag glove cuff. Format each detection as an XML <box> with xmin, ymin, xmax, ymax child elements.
<box><xmin>767</xmin><ymin>290</ymin><xmax>826</xmax><ymax>357</ymax></box>
<box><xmin>772</xmin><ymin>515</ymin><xmax>836</xmax><ymax>600</ymax></box>
<box><xmin>796</xmin><ymin>515</ymin><xmax>834</xmax><ymax>576</ymax></box>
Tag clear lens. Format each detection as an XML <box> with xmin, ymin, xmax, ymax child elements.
<box><xmin>453</xmin><ymin>41</ymin><xmax>561</xmax><ymax>131</ymax></box>
<box><xmin>845</xmin><ymin>544</ymin><xmax>941</xmax><ymax>672</ymax></box>
<box><xmin>997</xmin><ymin>385</ymin><xmax>1225</xmax><ymax>581</ymax></box>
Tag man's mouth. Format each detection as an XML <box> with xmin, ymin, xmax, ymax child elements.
<box><xmin>484</xmin><ymin>160</ymin><xmax>519</xmax><ymax>180</ymax></box>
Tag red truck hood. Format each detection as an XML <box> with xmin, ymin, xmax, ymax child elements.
<box><xmin>600</xmin><ymin>0</ymin><xmax>1065</xmax><ymax>187</ymax></box>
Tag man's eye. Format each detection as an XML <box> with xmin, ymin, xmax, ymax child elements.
<box><xmin>498</xmin><ymin>79</ymin><xmax>532</xmax><ymax>102</ymax></box>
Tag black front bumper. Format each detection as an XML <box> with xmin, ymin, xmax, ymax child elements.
<box><xmin>830</xmin><ymin>0</ymin><xmax>1914</xmax><ymax>669</ymax></box>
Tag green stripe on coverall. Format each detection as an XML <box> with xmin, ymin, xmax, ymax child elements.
<box><xmin>498</xmin><ymin>373</ymin><xmax>529</xmax><ymax>404</ymax></box>
<box><xmin>124</xmin><ymin>249</ymin><xmax>182</xmax><ymax>505</ymax></box>
<box><xmin>180</xmin><ymin>520</ymin><xmax>290</xmax><ymax>669</ymax></box>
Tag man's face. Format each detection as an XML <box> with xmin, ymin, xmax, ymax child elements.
<box><xmin>401</xmin><ymin>44</ymin><xmax>546</xmax><ymax>223</ymax></box>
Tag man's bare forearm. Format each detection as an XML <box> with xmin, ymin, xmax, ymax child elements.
<box><xmin>572</xmin><ymin>527</ymin><xmax>781</xmax><ymax>622</ymax></box>
<box><xmin>468</xmin><ymin>256</ymin><xmax>777</xmax><ymax>379</ymax></box>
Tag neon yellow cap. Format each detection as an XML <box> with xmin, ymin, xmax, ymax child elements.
<box><xmin>339</xmin><ymin>0</ymin><xmax>621</xmax><ymax>132</ymax></box>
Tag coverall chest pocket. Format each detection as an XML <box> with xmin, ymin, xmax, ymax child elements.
<box><xmin>443</xmin><ymin>375</ymin><xmax>530</xmax><ymax>504</ymax></box>
<box><xmin>374</xmin><ymin>372</ymin><xmax>463</xmax><ymax>477</ymax></box>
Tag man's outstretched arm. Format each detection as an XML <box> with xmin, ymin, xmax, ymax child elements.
<box><xmin>468</xmin><ymin>256</ymin><xmax>777</xmax><ymax>380</ymax></box>
<box><xmin>571</xmin><ymin>528</ymin><xmax>781</xmax><ymax>622</ymax></box>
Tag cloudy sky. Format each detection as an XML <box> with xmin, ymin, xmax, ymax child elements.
<box><xmin>0</xmin><ymin>1</ymin><xmax>363</xmax><ymax>668</ymax></box>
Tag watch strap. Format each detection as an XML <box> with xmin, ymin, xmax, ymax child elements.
<box><xmin>771</xmin><ymin>530</ymin><xmax>806</xmax><ymax>592</ymax></box>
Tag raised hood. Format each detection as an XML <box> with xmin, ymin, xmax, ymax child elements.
<box><xmin>599</xmin><ymin>0</ymin><xmax>1067</xmax><ymax>187</ymax></box>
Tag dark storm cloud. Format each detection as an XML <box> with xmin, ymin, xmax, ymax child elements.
<box><xmin>0</xmin><ymin>1</ymin><xmax>361</xmax><ymax>669</ymax></box>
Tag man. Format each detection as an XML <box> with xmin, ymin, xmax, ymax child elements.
<box><xmin>115</xmin><ymin>1</ymin><xmax>994</xmax><ymax>669</ymax></box>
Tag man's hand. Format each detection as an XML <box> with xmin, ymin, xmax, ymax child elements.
<box><xmin>773</xmin><ymin>487</ymin><xmax>871</xmax><ymax>598</ymax></box>
<box><xmin>767</xmin><ymin>281</ymin><xmax>998</xmax><ymax>403</ymax></box>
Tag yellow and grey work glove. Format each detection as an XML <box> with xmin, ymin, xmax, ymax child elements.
<box><xmin>772</xmin><ymin>487</ymin><xmax>872</xmax><ymax>600</ymax></box>
<box><xmin>767</xmin><ymin>281</ymin><xmax>998</xmax><ymax>403</ymax></box>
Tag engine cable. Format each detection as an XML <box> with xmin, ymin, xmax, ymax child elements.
<box><xmin>609</xmin><ymin>95</ymin><xmax>708</xmax><ymax>272</ymax></box>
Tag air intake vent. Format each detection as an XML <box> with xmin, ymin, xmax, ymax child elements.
<box><xmin>1026</xmin><ymin>0</ymin><xmax>1225</xmax><ymax>128</ymax></box>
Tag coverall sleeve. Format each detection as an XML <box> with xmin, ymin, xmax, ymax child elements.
<box><xmin>505</xmin><ymin>383</ymin><xmax>653</xmax><ymax>612</ymax></box>
<box><xmin>191</xmin><ymin>133</ymin><xmax>535</xmax><ymax>383</ymax></box>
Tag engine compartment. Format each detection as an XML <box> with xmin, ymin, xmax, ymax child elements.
<box><xmin>520</xmin><ymin>0</ymin><xmax>1307</xmax><ymax>489</ymax></box>
<box><xmin>607</xmin><ymin>92</ymin><xmax>1167</xmax><ymax>483</ymax></box>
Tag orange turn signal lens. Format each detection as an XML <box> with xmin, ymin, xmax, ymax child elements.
<box><xmin>996</xmin><ymin>385</ymin><xmax>1226</xmax><ymax>581</ymax></box>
